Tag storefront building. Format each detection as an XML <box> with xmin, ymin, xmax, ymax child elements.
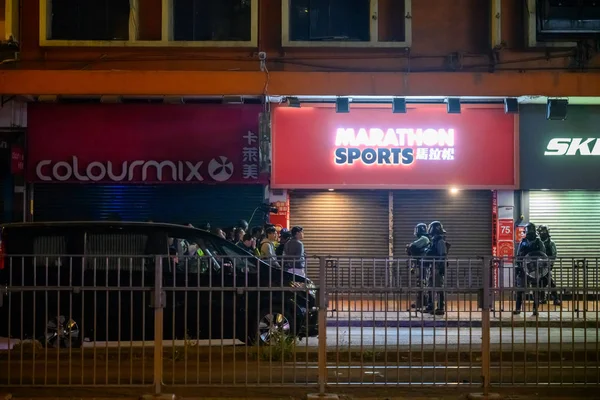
<box><xmin>519</xmin><ymin>105</ymin><xmax>600</xmax><ymax>285</ymax></box>
<box><xmin>271</xmin><ymin>104</ymin><xmax>518</xmax><ymax>279</ymax></box>
<box><xmin>26</xmin><ymin>104</ymin><xmax>266</xmax><ymax>229</ymax></box>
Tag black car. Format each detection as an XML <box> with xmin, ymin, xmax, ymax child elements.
<box><xmin>0</xmin><ymin>221</ymin><xmax>318</xmax><ymax>348</ymax></box>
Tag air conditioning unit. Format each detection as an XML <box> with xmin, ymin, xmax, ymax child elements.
<box><xmin>524</xmin><ymin>0</ymin><xmax>600</xmax><ymax>48</ymax></box>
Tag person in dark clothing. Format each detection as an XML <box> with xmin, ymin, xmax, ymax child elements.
<box><xmin>514</xmin><ymin>222</ymin><xmax>547</xmax><ymax>315</ymax></box>
<box><xmin>425</xmin><ymin>221</ymin><xmax>448</xmax><ymax>316</ymax></box>
<box><xmin>251</xmin><ymin>226</ymin><xmax>264</xmax><ymax>254</ymax></box>
<box><xmin>237</xmin><ymin>219</ymin><xmax>249</xmax><ymax>232</ymax></box>
<box><xmin>537</xmin><ymin>225</ymin><xmax>561</xmax><ymax>306</ymax></box>
<box><xmin>276</xmin><ymin>228</ymin><xmax>292</xmax><ymax>262</ymax></box>
<box><xmin>237</xmin><ymin>233</ymin><xmax>258</xmax><ymax>255</ymax></box>
<box><xmin>234</xmin><ymin>227</ymin><xmax>245</xmax><ymax>244</ymax></box>
<box><xmin>406</xmin><ymin>223</ymin><xmax>430</xmax><ymax>311</ymax></box>
<box><xmin>212</xmin><ymin>227</ymin><xmax>226</xmax><ymax>240</ymax></box>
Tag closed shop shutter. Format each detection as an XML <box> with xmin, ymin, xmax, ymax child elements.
<box><xmin>33</xmin><ymin>184</ymin><xmax>265</xmax><ymax>229</ymax></box>
<box><xmin>393</xmin><ymin>190</ymin><xmax>492</xmax><ymax>287</ymax></box>
<box><xmin>529</xmin><ymin>191</ymin><xmax>600</xmax><ymax>288</ymax></box>
<box><xmin>289</xmin><ymin>190</ymin><xmax>389</xmax><ymax>282</ymax></box>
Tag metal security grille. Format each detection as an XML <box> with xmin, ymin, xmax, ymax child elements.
<box><xmin>393</xmin><ymin>190</ymin><xmax>493</xmax><ymax>287</ymax></box>
<box><xmin>33</xmin><ymin>183</ymin><xmax>265</xmax><ymax>229</ymax></box>
<box><xmin>529</xmin><ymin>190</ymin><xmax>600</xmax><ymax>289</ymax></box>
<box><xmin>289</xmin><ymin>190</ymin><xmax>390</xmax><ymax>280</ymax></box>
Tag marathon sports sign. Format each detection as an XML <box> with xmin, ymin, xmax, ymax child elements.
<box><xmin>35</xmin><ymin>156</ymin><xmax>237</xmax><ymax>182</ymax></box>
<box><xmin>544</xmin><ymin>138</ymin><xmax>600</xmax><ymax>156</ymax></box>
<box><xmin>334</xmin><ymin>128</ymin><xmax>455</xmax><ymax>165</ymax></box>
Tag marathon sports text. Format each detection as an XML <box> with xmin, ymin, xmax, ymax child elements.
<box><xmin>334</xmin><ymin>127</ymin><xmax>455</xmax><ymax>166</ymax></box>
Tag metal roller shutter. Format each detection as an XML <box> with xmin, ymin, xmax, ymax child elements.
<box><xmin>393</xmin><ymin>190</ymin><xmax>492</xmax><ymax>288</ymax></box>
<box><xmin>289</xmin><ymin>190</ymin><xmax>390</xmax><ymax>283</ymax></box>
<box><xmin>33</xmin><ymin>183</ymin><xmax>265</xmax><ymax>230</ymax></box>
<box><xmin>529</xmin><ymin>191</ymin><xmax>600</xmax><ymax>288</ymax></box>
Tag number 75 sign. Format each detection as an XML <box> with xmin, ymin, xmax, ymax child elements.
<box><xmin>497</xmin><ymin>219</ymin><xmax>514</xmax><ymax>242</ymax></box>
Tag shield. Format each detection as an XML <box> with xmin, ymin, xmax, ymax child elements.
<box><xmin>524</xmin><ymin>250</ymin><xmax>550</xmax><ymax>280</ymax></box>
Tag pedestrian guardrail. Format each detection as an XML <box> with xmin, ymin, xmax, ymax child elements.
<box><xmin>0</xmin><ymin>255</ymin><xmax>598</xmax><ymax>396</ymax></box>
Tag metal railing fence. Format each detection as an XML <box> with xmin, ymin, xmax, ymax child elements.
<box><xmin>0</xmin><ymin>254</ymin><xmax>599</xmax><ymax>395</ymax></box>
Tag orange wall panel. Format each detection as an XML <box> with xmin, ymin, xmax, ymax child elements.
<box><xmin>10</xmin><ymin>0</ymin><xmax>600</xmax><ymax>96</ymax></box>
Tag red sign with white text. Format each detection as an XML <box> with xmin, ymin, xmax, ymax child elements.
<box><xmin>27</xmin><ymin>104</ymin><xmax>263</xmax><ymax>184</ymax></box>
<box><xmin>272</xmin><ymin>106</ymin><xmax>516</xmax><ymax>189</ymax></box>
<box><xmin>498</xmin><ymin>219</ymin><xmax>514</xmax><ymax>242</ymax></box>
<box><xmin>11</xmin><ymin>145</ymin><xmax>24</xmax><ymax>175</ymax></box>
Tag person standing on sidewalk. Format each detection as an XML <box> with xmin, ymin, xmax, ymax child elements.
<box><xmin>425</xmin><ymin>221</ymin><xmax>448</xmax><ymax>316</ymax></box>
<box><xmin>260</xmin><ymin>226</ymin><xmax>281</xmax><ymax>269</ymax></box>
<box><xmin>514</xmin><ymin>222</ymin><xmax>546</xmax><ymax>316</ymax></box>
<box><xmin>406</xmin><ymin>223</ymin><xmax>431</xmax><ymax>311</ymax></box>
<box><xmin>284</xmin><ymin>226</ymin><xmax>306</xmax><ymax>278</ymax></box>
<box><xmin>537</xmin><ymin>225</ymin><xmax>561</xmax><ymax>306</ymax></box>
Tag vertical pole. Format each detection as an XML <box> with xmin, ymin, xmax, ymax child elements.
<box><xmin>318</xmin><ymin>256</ymin><xmax>327</xmax><ymax>395</ymax></box>
<box><xmin>153</xmin><ymin>255</ymin><xmax>164</xmax><ymax>395</ymax></box>
<box><xmin>481</xmin><ymin>257</ymin><xmax>492</xmax><ymax>396</ymax></box>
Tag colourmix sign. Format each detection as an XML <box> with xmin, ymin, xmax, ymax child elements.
<box><xmin>271</xmin><ymin>106</ymin><xmax>516</xmax><ymax>189</ymax></box>
<box><xmin>26</xmin><ymin>104</ymin><xmax>264</xmax><ymax>184</ymax></box>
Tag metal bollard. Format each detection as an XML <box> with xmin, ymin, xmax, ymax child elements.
<box><xmin>318</xmin><ymin>256</ymin><xmax>328</xmax><ymax>395</ymax></box>
<box><xmin>481</xmin><ymin>258</ymin><xmax>492</xmax><ymax>396</ymax></box>
<box><xmin>153</xmin><ymin>255</ymin><xmax>165</xmax><ymax>395</ymax></box>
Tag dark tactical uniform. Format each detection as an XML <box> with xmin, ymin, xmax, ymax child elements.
<box><xmin>425</xmin><ymin>221</ymin><xmax>448</xmax><ymax>315</ymax></box>
<box><xmin>538</xmin><ymin>225</ymin><xmax>561</xmax><ymax>306</ymax></box>
<box><xmin>515</xmin><ymin>222</ymin><xmax>547</xmax><ymax>315</ymax></box>
<box><xmin>406</xmin><ymin>223</ymin><xmax>431</xmax><ymax>310</ymax></box>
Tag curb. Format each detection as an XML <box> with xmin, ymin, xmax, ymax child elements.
<box><xmin>325</xmin><ymin>320</ymin><xmax>596</xmax><ymax>328</ymax></box>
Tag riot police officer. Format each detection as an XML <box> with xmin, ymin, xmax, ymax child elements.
<box><xmin>514</xmin><ymin>222</ymin><xmax>546</xmax><ymax>315</ymax></box>
<box><xmin>537</xmin><ymin>225</ymin><xmax>561</xmax><ymax>306</ymax></box>
<box><xmin>425</xmin><ymin>221</ymin><xmax>448</xmax><ymax>315</ymax></box>
<box><xmin>406</xmin><ymin>223</ymin><xmax>430</xmax><ymax>311</ymax></box>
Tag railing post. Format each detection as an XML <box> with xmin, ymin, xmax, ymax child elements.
<box><xmin>481</xmin><ymin>257</ymin><xmax>492</xmax><ymax>396</ymax></box>
<box><xmin>318</xmin><ymin>256</ymin><xmax>328</xmax><ymax>395</ymax></box>
<box><xmin>153</xmin><ymin>255</ymin><xmax>165</xmax><ymax>396</ymax></box>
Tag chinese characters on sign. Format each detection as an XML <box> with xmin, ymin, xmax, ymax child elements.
<box><xmin>242</xmin><ymin>131</ymin><xmax>259</xmax><ymax>180</ymax></box>
<box><xmin>11</xmin><ymin>146</ymin><xmax>24</xmax><ymax>175</ymax></box>
<box><xmin>334</xmin><ymin>128</ymin><xmax>455</xmax><ymax>166</ymax></box>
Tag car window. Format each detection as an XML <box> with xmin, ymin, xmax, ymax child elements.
<box><xmin>167</xmin><ymin>233</ymin><xmax>217</xmax><ymax>275</ymax></box>
<box><xmin>207</xmin><ymin>236</ymin><xmax>258</xmax><ymax>273</ymax></box>
<box><xmin>85</xmin><ymin>229</ymin><xmax>166</xmax><ymax>272</ymax></box>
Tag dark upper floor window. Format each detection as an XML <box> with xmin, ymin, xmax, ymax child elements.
<box><xmin>173</xmin><ymin>0</ymin><xmax>252</xmax><ymax>42</ymax></box>
<box><xmin>289</xmin><ymin>0</ymin><xmax>371</xmax><ymax>42</ymax></box>
<box><xmin>49</xmin><ymin>0</ymin><xmax>131</xmax><ymax>41</ymax></box>
<box><xmin>537</xmin><ymin>0</ymin><xmax>600</xmax><ymax>35</ymax></box>
<box><xmin>284</xmin><ymin>0</ymin><xmax>411</xmax><ymax>47</ymax></box>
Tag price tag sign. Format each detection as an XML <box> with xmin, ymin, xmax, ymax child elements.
<box><xmin>498</xmin><ymin>219</ymin><xmax>513</xmax><ymax>242</ymax></box>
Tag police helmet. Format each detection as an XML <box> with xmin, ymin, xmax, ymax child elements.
<box><xmin>280</xmin><ymin>228</ymin><xmax>292</xmax><ymax>240</ymax></box>
<box><xmin>428</xmin><ymin>221</ymin><xmax>446</xmax><ymax>236</ymax></box>
<box><xmin>525</xmin><ymin>222</ymin><xmax>536</xmax><ymax>235</ymax></box>
<box><xmin>414</xmin><ymin>223</ymin><xmax>428</xmax><ymax>237</ymax></box>
<box><xmin>537</xmin><ymin>224</ymin><xmax>550</xmax><ymax>239</ymax></box>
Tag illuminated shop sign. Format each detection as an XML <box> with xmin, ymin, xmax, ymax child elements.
<box><xmin>544</xmin><ymin>138</ymin><xmax>600</xmax><ymax>156</ymax></box>
<box><xmin>334</xmin><ymin>128</ymin><xmax>455</xmax><ymax>165</ymax></box>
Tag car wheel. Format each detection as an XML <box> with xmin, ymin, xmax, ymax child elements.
<box><xmin>39</xmin><ymin>315</ymin><xmax>82</xmax><ymax>349</ymax></box>
<box><xmin>250</xmin><ymin>308</ymin><xmax>295</xmax><ymax>346</ymax></box>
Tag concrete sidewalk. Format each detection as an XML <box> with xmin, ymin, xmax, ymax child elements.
<box><xmin>326</xmin><ymin>299</ymin><xmax>599</xmax><ymax>327</ymax></box>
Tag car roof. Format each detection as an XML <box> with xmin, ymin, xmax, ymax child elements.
<box><xmin>0</xmin><ymin>221</ymin><xmax>211</xmax><ymax>235</ymax></box>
